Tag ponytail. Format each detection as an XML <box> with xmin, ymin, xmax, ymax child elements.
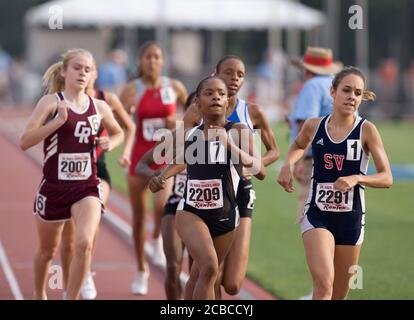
<box><xmin>43</xmin><ymin>62</ymin><xmax>65</xmax><ymax>94</ymax></box>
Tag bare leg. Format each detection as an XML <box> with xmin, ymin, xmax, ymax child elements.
<box><xmin>302</xmin><ymin>228</ymin><xmax>335</xmax><ymax>300</ymax></box>
<box><xmin>66</xmin><ymin>197</ymin><xmax>101</xmax><ymax>300</ymax></box>
<box><xmin>161</xmin><ymin>214</ymin><xmax>185</xmax><ymax>299</ymax></box>
<box><xmin>332</xmin><ymin>245</ymin><xmax>362</xmax><ymax>300</ymax></box>
<box><xmin>176</xmin><ymin>210</ymin><xmax>235</xmax><ymax>300</ymax></box>
<box><xmin>60</xmin><ymin>219</ymin><xmax>75</xmax><ymax>291</ymax></box>
<box><xmin>33</xmin><ymin>218</ymin><xmax>64</xmax><ymax>300</ymax></box>
<box><xmin>221</xmin><ymin>217</ymin><xmax>252</xmax><ymax>295</ymax></box>
<box><xmin>128</xmin><ymin>174</ymin><xmax>149</xmax><ymax>272</ymax></box>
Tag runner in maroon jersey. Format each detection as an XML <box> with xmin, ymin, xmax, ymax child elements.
<box><xmin>20</xmin><ymin>48</ymin><xmax>124</xmax><ymax>300</ymax></box>
<box><xmin>59</xmin><ymin>67</ymin><xmax>136</xmax><ymax>299</ymax></box>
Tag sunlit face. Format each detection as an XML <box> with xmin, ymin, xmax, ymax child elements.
<box><xmin>62</xmin><ymin>53</ymin><xmax>94</xmax><ymax>90</ymax></box>
<box><xmin>331</xmin><ymin>74</ymin><xmax>365</xmax><ymax>115</ymax></box>
<box><xmin>139</xmin><ymin>45</ymin><xmax>163</xmax><ymax>78</ymax></box>
<box><xmin>198</xmin><ymin>78</ymin><xmax>228</xmax><ymax>117</ymax></box>
<box><xmin>216</xmin><ymin>58</ymin><xmax>245</xmax><ymax>97</ymax></box>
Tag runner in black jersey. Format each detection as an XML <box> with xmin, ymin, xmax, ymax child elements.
<box><xmin>277</xmin><ymin>66</ymin><xmax>393</xmax><ymax>300</ymax></box>
<box><xmin>149</xmin><ymin>76</ymin><xmax>264</xmax><ymax>300</ymax></box>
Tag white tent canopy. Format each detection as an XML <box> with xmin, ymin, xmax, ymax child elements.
<box><xmin>25</xmin><ymin>0</ymin><xmax>325</xmax><ymax>30</ymax></box>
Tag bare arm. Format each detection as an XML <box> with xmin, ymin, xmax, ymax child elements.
<box><xmin>96</xmin><ymin>100</ymin><xmax>124</xmax><ymax>152</ymax></box>
<box><xmin>120</xmin><ymin>82</ymin><xmax>137</xmax><ymax>115</ymax></box>
<box><xmin>172</xmin><ymin>79</ymin><xmax>188</xmax><ymax>111</ymax></box>
<box><xmin>148</xmin><ymin>163</ymin><xmax>187</xmax><ymax>193</ymax></box>
<box><xmin>277</xmin><ymin>118</ymin><xmax>320</xmax><ymax>192</ymax></box>
<box><xmin>20</xmin><ymin>95</ymin><xmax>67</xmax><ymax>150</ymax></box>
<box><xmin>106</xmin><ymin>92</ymin><xmax>136</xmax><ymax>166</ymax></box>
<box><xmin>248</xmin><ymin>103</ymin><xmax>280</xmax><ymax>167</ymax></box>
<box><xmin>333</xmin><ymin>121</ymin><xmax>393</xmax><ymax>191</ymax></box>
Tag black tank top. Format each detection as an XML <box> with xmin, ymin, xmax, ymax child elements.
<box><xmin>182</xmin><ymin>122</ymin><xmax>242</xmax><ymax>215</ymax></box>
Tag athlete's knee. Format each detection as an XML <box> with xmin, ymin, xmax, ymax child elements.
<box><xmin>223</xmin><ymin>281</ymin><xmax>242</xmax><ymax>296</ymax></box>
<box><xmin>312</xmin><ymin>276</ymin><xmax>334</xmax><ymax>299</ymax></box>
<box><xmin>38</xmin><ymin>247</ymin><xmax>58</xmax><ymax>262</ymax></box>
<box><xmin>60</xmin><ymin>240</ymin><xmax>74</xmax><ymax>256</ymax></box>
<box><xmin>198</xmin><ymin>261</ymin><xmax>219</xmax><ymax>281</ymax></box>
<box><xmin>74</xmin><ymin>238</ymin><xmax>93</xmax><ymax>256</ymax></box>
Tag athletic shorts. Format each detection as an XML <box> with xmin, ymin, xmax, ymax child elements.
<box><xmin>33</xmin><ymin>179</ymin><xmax>104</xmax><ymax>222</ymax></box>
<box><xmin>163</xmin><ymin>195</ymin><xmax>182</xmax><ymax>216</ymax></box>
<box><xmin>96</xmin><ymin>157</ymin><xmax>112</xmax><ymax>187</ymax></box>
<box><xmin>301</xmin><ymin>207</ymin><xmax>365</xmax><ymax>245</ymax></box>
<box><xmin>177</xmin><ymin>199</ymin><xmax>240</xmax><ymax>238</ymax></box>
<box><xmin>236</xmin><ymin>179</ymin><xmax>256</xmax><ymax>218</ymax></box>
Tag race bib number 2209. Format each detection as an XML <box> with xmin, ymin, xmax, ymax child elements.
<box><xmin>186</xmin><ymin>179</ymin><xmax>223</xmax><ymax>210</ymax></box>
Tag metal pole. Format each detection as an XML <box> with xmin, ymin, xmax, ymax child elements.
<box><xmin>355</xmin><ymin>0</ymin><xmax>369</xmax><ymax>74</ymax></box>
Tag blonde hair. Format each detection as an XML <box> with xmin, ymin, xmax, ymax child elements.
<box><xmin>43</xmin><ymin>48</ymin><xmax>95</xmax><ymax>94</ymax></box>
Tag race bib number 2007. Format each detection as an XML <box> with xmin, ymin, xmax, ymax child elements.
<box><xmin>316</xmin><ymin>183</ymin><xmax>353</xmax><ymax>212</ymax></box>
<box><xmin>186</xmin><ymin>179</ymin><xmax>223</xmax><ymax>210</ymax></box>
<box><xmin>58</xmin><ymin>153</ymin><xmax>91</xmax><ymax>180</ymax></box>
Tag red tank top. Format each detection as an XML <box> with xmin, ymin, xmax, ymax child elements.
<box><xmin>43</xmin><ymin>92</ymin><xmax>101</xmax><ymax>185</ymax></box>
<box><xmin>129</xmin><ymin>77</ymin><xmax>176</xmax><ymax>174</ymax></box>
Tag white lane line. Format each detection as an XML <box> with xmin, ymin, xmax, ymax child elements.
<box><xmin>0</xmin><ymin>240</ymin><xmax>24</xmax><ymax>300</ymax></box>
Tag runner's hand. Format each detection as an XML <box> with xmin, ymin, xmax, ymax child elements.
<box><xmin>277</xmin><ymin>164</ymin><xmax>295</xmax><ymax>193</ymax></box>
<box><xmin>333</xmin><ymin>175</ymin><xmax>358</xmax><ymax>192</ymax></box>
<box><xmin>95</xmin><ymin>136</ymin><xmax>111</xmax><ymax>152</ymax></box>
<box><xmin>56</xmin><ymin>100</ymin><xmax>70</xmax><ymax>123</ymax></box>
<box><xmin>118</xmin><ymin>154</ymin><xmax>130</xmax><ymax>167</ymax></box>
<box><xmin>149</xmin><ymin>175</ymin><xmax>166</xmax><ymax>193</ymax></box>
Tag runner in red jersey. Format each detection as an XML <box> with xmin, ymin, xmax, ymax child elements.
<box><xmin>20</xmin><ymin>49</ymin><xmax>124</xmax><ymax>300</ymax></box>
<box><xmin>120</xmin><ymin>41</ymin><xmax>187</xmax><ymax>295</ymax></box>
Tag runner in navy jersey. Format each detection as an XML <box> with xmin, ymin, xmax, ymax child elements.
<box><xmin>277</xmin><ymin>66</ymin><xmax>392</xmax><ymax>300</ymax></box>
<box><xmin>149</xmin><ymin>76</ymin><xmax>265</xmax><ymax>300</ymax></box>
<box><xmin>20</xmin><ymin>49</ymin><xmax>124</xmax><ymax>300</ymax></box>
<box><xmin>59</xmin><ymin>67</ymin><xmax>136</xmax><ymax>299</ymax></box>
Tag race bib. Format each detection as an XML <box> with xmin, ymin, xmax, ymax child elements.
<box><xmin>316</xmin><ymin>183</ymin><xmax>353</xmax><ymax>212</ymax></box>
<box><xmin>88</xmin><ymin>114</ymin><xmax>101</xmax><ymax>135</ymax></box>
<box><xmin>58</xmin><ymin>153</ymin><xmax>92</xmax><ymax>180</ymax></box>
<box><xmin>186</xmin><ymin>179</ymin><xmax>223</xmax><ymax>210</ymax></box>
<box><xmin>174</xmin><ymin>173</ymin><xmax>187</xmax><ymax>197</ymax></box>
<box><xmin>160</xmin><ymin>87</ymin><xmax>176</xmax><ymax>105</ymax></box>
<box><xmin>142</xmin><ymin>118</ymin><xmax>166</xmax><ymax>141</ymax></box>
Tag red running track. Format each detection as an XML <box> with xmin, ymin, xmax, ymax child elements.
<box><xmin>0</xmin><ymin>107</ymin><xmax>277</xmax><ymax>300</ymax></box>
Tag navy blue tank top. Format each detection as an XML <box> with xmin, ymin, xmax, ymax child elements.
<box><xmin>306</xmin><ymin>115</ymin><xmax>369</xmax><ymax>214</ymax></box>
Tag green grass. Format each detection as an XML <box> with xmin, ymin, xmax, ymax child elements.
<box><xmin>106</xmin><ymin>120</ymin><xmax>414</xmax><ymax>299</ymax></box>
